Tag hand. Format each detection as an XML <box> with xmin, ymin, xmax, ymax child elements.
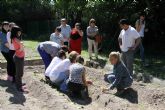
<box><xmin>102</xmin><ymin>87</ymin><xmax>109</xmax><ymax>93</ymax></box>
<box><xmin>129</xmin><ymin>46</ymin><xmax>136</xmax><ymax>51</ymax></box>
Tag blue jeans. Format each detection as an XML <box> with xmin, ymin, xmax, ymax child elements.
<box><xmin>37</xmin><ymin>46</ymin><xmax>52</xmax><ymax>69</ymax></box>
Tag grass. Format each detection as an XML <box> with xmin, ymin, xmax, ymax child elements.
<box><xmin>1</xmin><ymin>40</ymin><xmax>164</xmax><ymax>79</ymax></box>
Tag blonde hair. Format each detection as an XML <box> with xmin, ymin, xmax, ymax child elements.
<box><xmin>109</xmin><ymin>51</ymin><xmax>121</xmax><ymax>61</ymax></box>
<box><xmin>69</xmin><ymin>51</ymin><xmax>79</xmax><ymax>63</ymax></box>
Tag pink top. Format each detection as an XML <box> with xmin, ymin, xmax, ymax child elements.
<box><xmin>12</xmin><ymin>38</ymin><xmax>25</xmax><ymax>58</ymax></box>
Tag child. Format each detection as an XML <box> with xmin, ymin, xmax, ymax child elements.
<box><xmin>45</xmin><ymin>50</ymin><xmax>66</xmax><ymax>80</ymax></box>
<box><xmin>11</xmin><ymin>26</ymin><xmax>28</xmax><ymax>93</ymax></box>
<box><xmin>49</xmin><ymin>51</ymin><xmax>78</xmax><ymax>86</ymax></box>
<box><xmin>50</xmin><ymin>27</ymin><xmax>64</xmax><ymax>46</ymax></box>
<box><xmin>103</xmin><ymin>52</ymin><xmax>133</xmax><ymax>95</ymax></box>
<box><xmin>68</xmin><ymin>55</ymin><xmax>89</xmax><ymax>98</ymax></box>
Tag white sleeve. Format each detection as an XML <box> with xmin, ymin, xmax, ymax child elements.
<box><xmin>50</xmin><ymin>34</ymin><xmax>53</xmax><ymax>41</ymax></box>
<box><xmin>133</xmin><ymin>30</ymin><xmax>140</xmax><ymax>39</ymax></box>
<box><xmin>119</xmin><ymin>31</ymin><xmax>122</xmax><ymax>39</ymax></box>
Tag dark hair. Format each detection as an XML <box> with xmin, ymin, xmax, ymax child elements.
<box><xmin>76</xmin><ymin>55</ymin><xmax>84</xmax><ymax>64</ymax></box>
<box><xmin>139</xmin><ymin>12</ymin><xmax>146</xmax><ymax>17</ymax></box>
<box><xmin>58</xmin><ymin>50</ymin><xmax>66</xmax><ymax>59</ymax></box>
<box><xmin>11</xmin><ymin>26</ymin><xmax>22</xmax><ymax>42</ymax></box>
<box><xmin>56</xmin><ymin>26</ymin><xmax>61</xmax><ymax>32</ymax></box>
<box><xmin>61</xmin><ymin>45</ymin><xmax>68</xmax><ymax>52</ymax></box>
<box><xmin>75</xmin><ymin>23</ymin><xmax>82</xmax><ymax>30</ymax></box>
<box><xmin>1</xmin><ymin>21</ymin><xmax>9</xmax><ymax>34</ymax></box>
<box><xmin>119</xmin><ymin>19</ymin><xmax>130</xmax><ymax>25</ymax></box>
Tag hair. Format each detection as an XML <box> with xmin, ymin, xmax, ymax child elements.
<box><xmin>57</xmin><ymin>50</ymin><xmax>66</xmax><ymax>59</ymax></box>
<box><xmin>10</xmin><ymin>26</ymin><xmax>22</xmax><ymax>42</ymax></box>
<box><xmin>76</xmin><ymin>55</ymin><xmax>84</xmax><ymax>64</ymax></box>
<box><xmin>119</xmin><ymin>19</ymin><xmax>130</xmax><ymax>25</ymax></box>
<box><xmin>89</xmin><ymin>18</ymin><xmax>96</xmax><ymax>25</ymax></box>
<box><xmin>69</xmin><ymin>51</ymin><xmax>79</xmax><ymax>63</ymax></box>
<box><xmin>139</xmin><ymin>12</ymin><xmax>146</xmax><ymax>17</ymax></box>
<box><xmin>1</xmin><ymin>21</ymin><xmax>9</xmax><ymax>34</ymax></box>
<box><xmin>109</xmin><ymin>51</ymin><xmax>121</xmax><ymax>61</ymax></box>
<box><xmin>61</xmin><ymin>45</ymin><xmax>68</xmax><ymax>52</ymax></box>
<box><xmin>9</xmin><ymin>22</ymin><xmax>16</xmax><ymax>28</ymax></box>
<box><xmin>61</xmin><ymin>18</ymin><xmax>66</xmax><ymax>22</ymax></box>
<box><xmin>56</xmin><ymin>26</ymin><xmax>61</xmax><ymax>32</ymax></box>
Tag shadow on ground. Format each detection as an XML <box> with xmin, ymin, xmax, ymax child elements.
<box><xmin>0</xmin><ymin>79</ymin><xmax>26</xmax><ymax>105</ymax></box>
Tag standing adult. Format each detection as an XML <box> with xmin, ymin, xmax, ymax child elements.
<box><xmin>87</xmin><ymin>18</ymin><xmax>99</xmax><ymax>60</ymax></box>
<box><xmin>118</xmin><ymin>19</ymin><xmax>141</xmax><ymax>76</ymax></box>
<box><xmin>7</xmin><ymin>22</ymin><xmax>16</xmax><ymax>82</ymax></box>
<box><xmin>135</xmin><ymin>13</ymin><xmax>148</xmax><ymax>66</ymax></box>
<box><xmin>0</xmin><ymin>21</ymin><xmax>13</xmax><ymax>81</ymax></box>
<box><xmin>69</xmin><ymin>23</ymin><xmax>83</xmax><ymax>54</ymax></box>
<box><xmin>60</xmin><ymin>18</ymin><xmax>71</xmax><ymax>47</ymax></box>
<box><xmin>50</xmin><ymin>26</ymin><xmax>64</xmax><ymax>46</ymax></box>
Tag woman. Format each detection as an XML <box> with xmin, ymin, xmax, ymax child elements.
<box><xmin>0</xmin><ymin>21</ymin><xmax>13</xmax><ymax>81</ymax></box>
<box><xmin>86</xmin><ymin>19</ymin><xmax>99</xmax><ymax>60</ymax></box>
<box><xmin>69</xmin><ymin>23</ymin><xmax>83</xmax><ymax>54</ymax></box>
<box><xmin>68</xmin><ymin>55</ymin><xmax>89</xmax><ymax>98</ymax></box>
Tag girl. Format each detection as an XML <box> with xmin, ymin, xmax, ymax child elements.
<box><xmin>0</xmin><ymin>21</ymin><xmax>13</xmax><ymax>81</ymax></box>
<box><xmin>69</xmin><ymin>23</ymin><xmax>83</xmax><ymax>54</ymax></box>
<box><xmin>86</xmin><ymin>19</ymin><xmax>99</xmax><ymax>60</ymax></box>
<box><xmin>11</xmin><ymin>26</ymin><xmax>28</xmax><ymax>93</ymax></box>
<box><xmin>45</xmin><ymin>50</ymin><xmax>66</xmax><ymax>80</ymax></box>
<box><xmin>68</xmin><ymin>55</ymin><xmax>89</xmax><ymax>98</ymax></box>
<box><xmin>103</xmin><ymin>52</ymin><xmax>133</xmax><ymax>95</ymax></box>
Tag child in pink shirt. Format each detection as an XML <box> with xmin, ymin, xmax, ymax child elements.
<box><xmin>11</xmin><ymin>26</ymin><xmax>28</xmax><ymax>93</ymax></box>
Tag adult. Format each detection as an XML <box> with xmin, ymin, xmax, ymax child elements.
<box><xmin>7</xmin><ymin>22</ymin><xmax>16</xmax><ymax>82</ymax></box>
<box><xmin>50</xmin><ymin>26</ymin><xmax>64</xmax><ymax>46</ymax></box>
<box><xmin>37</xmin><ymin>41</ymin><xmax>67</xmax><ymax>69</ymax></box>
<box><xmin>45</xmin><ymin>50</ymin><xmax>66</xmax><ymax>79</ymax></box>
<box><xmin>135</xmin><ymin>13</ymin><xmax>148</xmax><ymax>66</ymax></box>
<box><xmin>118</xmin><ymin>19</ymin><xmax>141</xmax><ymax>76</ymax></box>
<box><xmin>60</xmin><ymin>18</ymin><xmax>71</xmax><ymax>47</ymax></box>
<box><xmin>49</xmin><ymin>51</ymin><xmax>78</xmax><ymax>86</ymax></box>
<box><xmin>69</xmin><ymin>23</ymin><xmax>83</xmax><ymax>54</ymax></box>
<box><xmin>0</xmin><ymin>21</ymin><xmax>13</xmax><ymax>81</ymax></box>
<box><xmin>87</xmin><ymin>18</ymin><xmax>99</xmax><ymax>60</ymax></box>
<box><xmin>68</xmin><ymin>55</ymin><xmax>89</xmax><ymax>97</ymax></box>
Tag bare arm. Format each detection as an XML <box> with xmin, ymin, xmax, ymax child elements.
<box><xmin>82</xmin><ymin>73</ymin><xmax>87</xmax><ymax>86</ymax></box>
<box><xmin>135</xmin><ymin>21</ymin><xmax>141</xmax><ymax>32</ymax></box>
<box><xmin>5</xmin><ymin>43</ymin><xmax>9</xmax><ymax>49</ymax></box>
<box><xmin>134</xmin><ymin>37</ymin><xmax>141</xmax><ymax>49</ymax></box>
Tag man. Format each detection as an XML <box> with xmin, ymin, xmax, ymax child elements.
<box><xmin>37</xmin><ymin>41</ymin><xmax>68</xmax><ymax>69</ymax></box>
<box><xmin>135</xmin><ymin>13</ymin><xmax>148</xmax><ymax>66</ymax></box>
<box><xmin>60</xmin><ymin>18</ymin><xmax>71</xmax><ymax>47</ymax></box>
<box><xmin>118</xmin><ymin>19</ymin><xmax>141</xmax><ymax>76</ymax></box>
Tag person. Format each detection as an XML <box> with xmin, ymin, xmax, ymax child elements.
<box><xmin>6</xmin><ymin>22</ymin><xmax>16</xmax><ymax>82</ymax></box>
<box><xmin>103</xmin><ymin>52</ymin><xmax>133</xmax><ymax>95</ymax></box>
<box><xmin>135</xmin><ymin>13</ymin><xmax>148</xmax><ymax>66</ymax></box>
<box><xmin>87</xmin><ymin>18</ymin><xmax>99</xmax><ymax>60</ymax></box>
<box><xmin>50</xmin><ymin>26</ymin><xmax>64</xmax><ymax>46</ymax></box>
<box><xmin>68</xmin><ymin>55</ymin><xmax>89</xmax><ymax>98</ymax></box>
<box><xmin>45</xmin><ymin>50</ymin><xmax>66</xmax><ymax>79</ymax></box>
<box><xmin>49</xmin><ymin>51</ymin><xmax>78</xmax><ymax>86</ymax></box>
<box><xmin>0</xmin><ymin>21</ymin><xmax>13</xmax><ymax>81</ymax></box>
<box><xmin>69</xmin><ymin>23</ymin><xmax>83</xmax><ymax>54</ymax></box>
<box><xmin>118</xmin><ymin>19</ymin><xmax>141</xmax><ymax>76</ymax></box>
<box><xmin>37</xmin><ymin>41</ymin><xmax>67</xmax><ymax>69</ymax></box>
<box><xmin>11</xmin><ymin>26</ymin><xmax>28</xmax><ymax>93</ymax></box>
<box><xmin>60</xmin><ymin>18</ymin><xmax>71</xmax><ymax>47</ymax></box>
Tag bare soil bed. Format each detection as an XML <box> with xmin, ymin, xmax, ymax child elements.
<box><xmin>0</xmin><ymin>65</ymin><xmax>165</xmax><ymax>110</ymax></box>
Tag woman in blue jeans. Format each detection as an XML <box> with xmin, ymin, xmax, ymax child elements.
<box><xmin>103</xmin><ymin>52</ymin><xmax>133</xmax><ymax>95</ymax></box>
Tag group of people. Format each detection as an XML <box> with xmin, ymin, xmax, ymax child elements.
<box><xmin>0</xmin><ymin>13</ymin><xmax>147</xmax><ymax>97</ymax></box>
<box><xmin>0</xmin><ymin>21</ymin><xmax>28</xmax><ymax>92</ymax></box>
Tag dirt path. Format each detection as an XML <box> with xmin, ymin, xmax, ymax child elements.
<box><xmin>0</xmin><ymin>65</ymin><xmax>165</xmax><ymax>110</ymax></box>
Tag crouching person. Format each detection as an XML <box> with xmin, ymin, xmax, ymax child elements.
<box><xmin>68</xmin><ymin>55</ymin><xmax>89</xmax><ymax>99</ymax></box>
<box><xmin>103</xmin><ymin>52</ymin><xmax>133</xmax><ymax>95</ymax></box>
<box><xmin>49</xmin><ymin>51</ymin><xmax>78</xmax><ymax>86</ymax></box>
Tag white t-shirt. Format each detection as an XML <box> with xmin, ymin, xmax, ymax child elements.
<box><xmin>45</xmin><ymin>57</ymin><xmax>62</xmax><ymax>77</ymax></box>
<box><xmin>49</xmin><ymin>59</ymin><xmax>72</xmax><ymax>82</ymax></box>
<box><xmin>119</xmin><ymin>26</ymin><xmax>140</xmax><ymax>52</ymax></box>
<box><xmin>60</xmin><ymin>24</ymin><xmax>71</xmax><ymax>42</ymax></box>
<box><xmin>7</xmin><ymin>32</ymin><xmax>15</xmax><ymax>50</ymax></box>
